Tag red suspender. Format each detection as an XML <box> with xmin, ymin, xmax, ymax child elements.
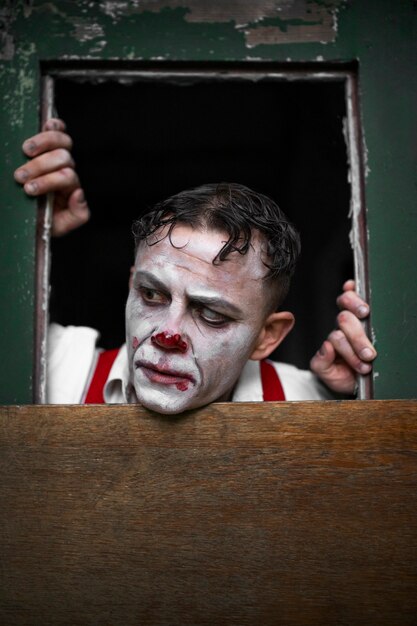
<box><xmin>260</xmin><ymin>360</ymin><xmax>286</xmax><ymax>401</ymax></box>
<box><xmin>84</xmin><ymin>348</ymin><xmax>120</xmax><ymax>404</ymax></box>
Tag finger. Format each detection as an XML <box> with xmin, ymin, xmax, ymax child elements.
<box><xmin>310</xmin><ymin>340</ymin><xmax>337</xmax><ymax>376</ymax></box>
<box><xmin>337</xmin><ymin>290</ymin><xmax>370</xmax><ymax>318</ymax></box>
<box><xmin>328</xmin><ymin>329</ymin><xmax>372</xmax><ymax>374</ymax></box>
<box><xmin>21</xmin><ymin>131</ymin><xmax>73</xmax><ymax>158</ymax></box>
<box><xmin>15</xmin><ymin>148</ymin><xmax>74</xmax><ymax>185</ymax></box>
<box><xmin>337</xmin><ymin>310</ymin><xmax>377</xmax><ymax>361</ymax></box>
<box><xmin>311</xmin><ymin>339</ymin><xmax>358</xmax><ymax>395</ymax></box>
<box><xmin>343</xmin><ymin>279</ymin><xmax>355</xmax><ymax>292</ymax></box>
<box><xmin>52</xmin><ymin>188</ymin><xmax>90</xmax><ymax>237</ymax></box>
<box><xmin>22</xmin><ymin>167</ymin><xmax>79</xmax><ymax>197</ymax></box>
<box><xmin>43</xmin><ymin>118</ymin><xmax>67</xmax><ymax>132</ymax></box>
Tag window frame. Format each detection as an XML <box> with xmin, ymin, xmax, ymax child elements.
<box><xmin>35</xmin><ymin>62</ymin><xmax>371</xmax><ymax>402</ymax></box>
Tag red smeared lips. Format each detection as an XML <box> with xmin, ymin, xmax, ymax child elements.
<box><xmin>135</xmin><ymin>360</ymin><xmax>195</xmax><ymax>386</ymax></box>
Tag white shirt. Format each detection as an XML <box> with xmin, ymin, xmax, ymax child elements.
<box><xmin>47</xmin><ymin>323</ymin><xmax>332</xmax><ymax>404</ymax></box>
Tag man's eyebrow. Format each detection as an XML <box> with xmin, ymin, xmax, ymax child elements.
<box><xmin>135</xmin><ymin>271</ymin><xmax>243</xmax><ymax>317</ymax></box>
<box><xmin>134</xmin><ymin>271</ymin><xmax>168</xmax><ymax>293</ymax></box>
<box><xmin>188</xmin><ymin>294</ymin><xmax>244</xmax><ymax>318</ymax></box>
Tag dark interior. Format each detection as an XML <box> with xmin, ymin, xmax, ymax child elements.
<box><xmin>51</xmin><ymin>74</ymin><xmax>352</xmax><ymax>369</ymax></box>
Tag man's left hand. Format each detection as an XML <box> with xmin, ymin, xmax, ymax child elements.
<box><xmin>310</xmin><ymin>280</ymin><xmax>377</xmax><ymax>395</ymax></box>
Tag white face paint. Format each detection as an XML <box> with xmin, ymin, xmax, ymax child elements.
<box><xmin>125</xmin><ymin>224</ymin><xmax>271</xmax><ymax>414</ymax></box>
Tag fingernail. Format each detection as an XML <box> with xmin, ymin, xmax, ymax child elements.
<box><xmin>26</xmin><ymin>182</ymin><xmax>37</xmax><ymax>194</ymax></box>
<box><xmin>319</xmin><ymin>345</ymin><xmax>326</xmax><ymax>356</ymax></box>
<box><xmin>360</xmin><ymin>347</ymin><xmax>374</xmax><ymax>360</ymax></box>
<box><xmin>15</xmin><ymin>169</ymin><xmax>28</xmax><ymax>182</ymax></box>
<box><xmin>358</xmin><ymin>305</ymin><xmax>369</xmax><ymax>317</ymax></box>
<box><xmin>77</xmin><ymin>190</ymin><xmax>85</xmax><ymax>203</ymax></box>
<box><xmin>359</xmin><ymin>362</ymin><xmax>372</xmax><ymax>374</ymax></box>
<box><xmin>23</xmin><ymin>141</ymin><xmax>36</xmax><ymax>154</ymax></box>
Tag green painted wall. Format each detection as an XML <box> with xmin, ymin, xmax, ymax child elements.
<box><xmin>0</xmin><ymin>0</ymin><xmax>416</xmax><ymax>401</ymax></box>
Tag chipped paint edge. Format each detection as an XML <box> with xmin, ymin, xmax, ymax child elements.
<box><xmin>344</xmin><ymin>74</ymin><xmax>374</xmax><ymax>398</ymax></box>
<box><xmin>35</xmin><ymin>76</ymin><xmax>54</xmax><ymax>404</ymax></box>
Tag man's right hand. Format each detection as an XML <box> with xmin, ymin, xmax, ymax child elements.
<box><xmin>14</xmin><ymin>118</ymin><xmax>89</xmax><ymax>236</ymax></box>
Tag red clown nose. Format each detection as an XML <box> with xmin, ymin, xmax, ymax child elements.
<box><xmin>151</xmin><ymin>332</ymin><xmax>188</xmax><ymax>353</ymax></box>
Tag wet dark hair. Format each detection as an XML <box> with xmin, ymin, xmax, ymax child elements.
<box><xmin>132</xmin><ymin>183</ymin><xmax>300</xmax><ymax>309</ymax></box>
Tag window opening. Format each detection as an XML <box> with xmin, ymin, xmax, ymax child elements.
<box><xmin>36</xmin><ymin>64</ymin><xmax>370</xmax><ymax>400</ymax></box>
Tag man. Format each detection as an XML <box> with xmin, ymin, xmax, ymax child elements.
<box><xmin>15</xmin><ymin>119</ymin><xmax>376</xmax><ymax>412</ymax></box>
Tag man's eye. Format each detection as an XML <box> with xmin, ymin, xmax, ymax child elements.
<box><xmin>198</xmin><ymin>307</ymin><xmax>229</xmax><ymax>327</ymax></box>
<box><xmin>139</xmin><ymin>287</ymin><xmax>167</xmax><ymax>305</ymax></box>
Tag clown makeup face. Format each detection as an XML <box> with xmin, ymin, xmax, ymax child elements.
<box><xmin>125</xmin><ymin>224</ymin><xmax>293</xmax><ymax>414</ymax></box>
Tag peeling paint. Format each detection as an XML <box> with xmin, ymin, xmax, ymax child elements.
<box><xmin>89</xmin><ymin>40</ymin><xmax>107</xmax><ymax>53</ymax></box>
<box><xmin>0</xmin><ymin>6</ymin><xmax>15</xmax><ymax>60</ymax></box>
<box><xmin>344</xmin><ymin>76</ymin><xmax>374</xmax><ymax>400</ymax></box>
<box><xmin>244</xmin><ymin>3</ymin><xmax>338</xmax><ymax>48</ymax></box>
<box><xmin>24</xmin><ymin>3</ymin><xmax>108</xmax><ymax>54</ymax></box>
<box><xmin>100</xmin><ymin>0</ymin><xmax>289</xmax><ymax>24</ymax></box>
<box><xmin>2</xmin><ymin>41</ymin><xmax>36</xmax><ymax>128</ymax></box>
<box><xmin>71</xmin><ymin>18</ymin><xmax>105</xmax><ymax>42</ymax></box>
<box><xmin>101</xmin><ymin>0</ymin><xmax>130</xmax><ymax>21</ymax></box>
<box><xmin>38</xmin><ymin>193</ymin><xmax>53</xmax><ymax>403</ymax></box>
<box><xmin>0</xmin><ymin>0</ymin><xmax>345</xmax><ymax>62</ymax></box>
<box><xmin>99</xmin><ymin>0</ymin><xmax>344</xmax><ymax>46</ymax></box>
<box><xmin>28</xmin><ymin>2</ymin><xmax>69</xmax><ymax>21</ymax></box>
<box><xmin>245</xmin><ymin>23</ymin><xmax>333</xmax><ymax>47</ymax></box>
<box><xmin>363</xmin><ymin>135</ymin><xmax>370</xmax><ymax>178</ymax></box>
<box><xmin>343</xmin><ymin>107</ymin><xmax>362</xmax><ymax>284</ymax></box>
<box><xmin>344</xmin><ymin>77</ymin><xmax>369</xmax><ymax>300</ymax></box>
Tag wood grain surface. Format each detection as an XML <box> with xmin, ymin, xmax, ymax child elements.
<box><xmin>1</xmin><ymin>401</ymin><xmax>416</xmax><ymax>625</ymax></box>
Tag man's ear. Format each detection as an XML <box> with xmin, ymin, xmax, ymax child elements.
<box><xmin>250</xmin><ymin>311</ymin><xmax>295</xmax><ymax>361</ymax></box>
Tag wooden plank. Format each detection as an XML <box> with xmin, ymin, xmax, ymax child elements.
<box><xmin>1</xmin><ymin>400</ymin><xmax>416</xmax><ymax>625</ymax></box>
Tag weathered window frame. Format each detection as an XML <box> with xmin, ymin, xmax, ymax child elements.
<box><xmin>35</xmin><ymin>62</ymin><xmax>371</xmax><ymax>402</ymax></box>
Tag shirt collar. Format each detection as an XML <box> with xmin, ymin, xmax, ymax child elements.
<box><xmin>232</xmin><ymin>359</ymin><xmax>263</xmax><ymax>402</ymax></box>
<box><xmin>103</xmin><ymin>343</ymin><xmax>130</xmax><ymax>403</ymax></box>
